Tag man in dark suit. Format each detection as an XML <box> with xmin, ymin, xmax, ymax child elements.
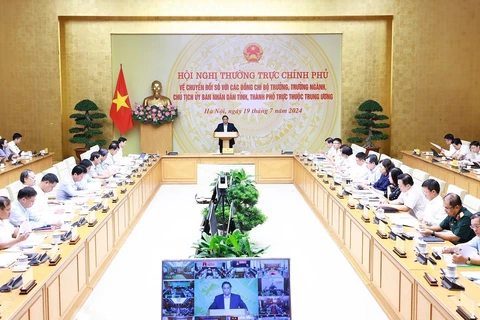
<box><xmin>208</xmin><ymin>281</ymin><xmax>248</xmax><ymax>310</ymax></box>
<box><xmin>214</xmin><ymin>115</ymin><xmax>239</xmax><ymax>153</ymax></box>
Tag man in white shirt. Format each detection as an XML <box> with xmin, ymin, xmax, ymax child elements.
<box><xmin>338</xmin><ymin>145</ymin><xmax>354</xmax><ymax>168</ymax></box>
<box><xmin>381</xmin><ymin>173</ymin><xmax>428</xmax><ymax>218</ymax></box>
<box><xmin>350</xmin><ymin>152</ymin><xmax>369</xmax><ymax>180</ymax></box>
<box><xmin>9</xmin><ymin>187</ymin><xmax>49</xmax><ymax>229</ymax></box>
<box><xmin>113</xmin><ymin>137</ymin><xmax>127</xmax><ymax>162</ymax></box>
<box><xmin>20</xmin><ymin>169</ymin><xmax>35</xmax><ymax>187</ymax></box>
<box><xmin>418</xmin><ymin>179</ymin><xmax>447</xmax><ymax>225</ymax></box>
<box><xmin>450</xmin><ymin>138</ymin><xmax>469</xmax><ymax>160</ymax></box>
<box><xmin>31</xmin><ymin>173</ymin><xmax>59</xmax><ymax>214</ymax></box>
<box><xmin>89</xmin><ymin>152</ymin><xmax>113</xmax><ymax>179</ymax></box>
<box><xmin>56</xmin><ymin>165</ymin><xmax>87</xmax><ymax>201</ymax></box>
<box><xmin>465</xmin><ymin>141</ymin><xmax>480</xmax><ymax>162</ymax></box>
<box><xmin>327</xmin><ymin>138</ymin><xmax>343</xmax><ymax>163</ymax></box>
<box><xmin>103</xmin><ymin>142</ymin><xmax>119</xmax><ymax>169</ymax></box>
<box><xmin>0</xmin><ymin>196</ymin><xmax>29</xmax><ymax>250</ymax></box>
<box><xmin>7</xmin><ymin>133</ymin><xmax>22</xmax><ymax>156</ymax></box>
<box><xmin>365</xmin><ymin>154</ymin><xmax>381</xmax><ymax>184</ymax></box>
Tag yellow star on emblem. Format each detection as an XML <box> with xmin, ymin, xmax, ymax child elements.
<box><xmin>112</xmin><ymin>91</ymin><xmax>130</xmax><ymax>111</ymax></box>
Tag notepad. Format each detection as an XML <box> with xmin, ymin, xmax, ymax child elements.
<box><xmin>419</xmin><ymin>236</ymin><xmax>445</xmax><ymax>243</ymax></box>
<box><xmin>0</xmin><ymin>253</ymin><xmax>21</xmax><ymax>268</ymax></box>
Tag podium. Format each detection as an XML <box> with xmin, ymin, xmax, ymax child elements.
<box><xmin>208</xmin><ymin>308</ymin><xmax>248</xmax><ymax>317</ymax></box>
<box><xmin>214</xmin><ymin>132</ymin><xmax>238</xmax><ymax>154</ymax></box>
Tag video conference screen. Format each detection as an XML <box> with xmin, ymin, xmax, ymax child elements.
<box><xmin>162</xmin><ymin>258</ymin><xmax>291</xmax><ymax>320</ymax></box>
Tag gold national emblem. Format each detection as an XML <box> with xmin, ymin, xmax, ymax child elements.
<box><xmin>243</xmin><ymin>43</ymin><xmax>263</xmax><ymax>63</ymax></box>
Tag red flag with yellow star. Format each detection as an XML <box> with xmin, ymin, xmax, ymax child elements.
<box><xmin>110</xmin><ymin>65</ymin><xmax>134</xmax><ymax>134</ymax></box>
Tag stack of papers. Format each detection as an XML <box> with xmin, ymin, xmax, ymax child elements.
<box><xmin>460</xmin><ymin>272</ymin><xmax>480</xmax><ymax>280</ymax></box>
<box><xmin>386</xmin><ymin>213</ymin><xmax>420</xmax><ymax>228</ymax></box>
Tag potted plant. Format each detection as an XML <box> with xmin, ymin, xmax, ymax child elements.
<box><xmin>69</xmin><ymin>99</ymin><xmax>107</xmax><ymax>159</ymax></box>
<box><xmin>346</xmin><ymin>99</ymin><xmax>390</xmax><ymax>153</ymax></box>
<box><xmin>201</xmin><ymin>169</ymin><xmax>267</xmax><ymax>232</ymax></box>
<box><xmin>192</xmin><ymin>229</ymin><xmax>269</xmax><ymax>258</ymax></box>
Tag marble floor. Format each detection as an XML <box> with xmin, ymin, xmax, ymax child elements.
<box><xmin>75</xmin><ymin>184</ymin><xmax>388</xmax><ymax>319</ymax></box>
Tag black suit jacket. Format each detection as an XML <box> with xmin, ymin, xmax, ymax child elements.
<box><xmin>214</xmin><ymin>123</ymin><xmax>238</xmax><ymax>146</ymax></box>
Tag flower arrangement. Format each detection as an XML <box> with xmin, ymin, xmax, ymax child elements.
<box><xmin>132</xmin><ymin>103</ymin><xmax>179</xmax><ymax>126</ymax></box>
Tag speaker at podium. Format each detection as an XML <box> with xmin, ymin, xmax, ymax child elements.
<box><xmin>214</xmin><ymin>132</ymin><xmax>239</xmax><ymax>154</ymax></box>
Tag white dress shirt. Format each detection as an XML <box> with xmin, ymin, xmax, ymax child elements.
<box><xmin>0</xmin><ymin>219</ymin><xmax>15</xmax><ymax>243</ymax></box>
<box><xmin>31</xmin><ymin>185</ymin><xmax>49</xmax><ymax>215</ymax></box>
<box><xmin>418</xmin><ymin>195</ymin><xmax>447</xmax><ymax>225</ymax></box>
<box><xmin>465</xmin><ymin>151</ymin><xmax>480</xmax><ymax>162</ymax></box>
<box><xmin>103</xmin><ymin>153</ymin><xmax>115</xmax><ymax>169</ymax></box>
<box><xmin>223</xmin><ymin>295</ymin><xmax>230</xmax><ymax>309</ymax></box>
<box><xmin>7</xmin><ymin>141</ymin><xmax>21</xmax><ymax>155</ymax></box>
<box><xmin>113</xmin><ymin>147</ymin><xmax>124</xmax><ymax>162</ymax></box>
<box><xmin>450</xmin><ymin>145</ymin><xmax>469</xmax><ymax>159</ymax></box>
<box><xmin>350</xmin><ymin>163</ymin><xmax>369</xmax><ymax>180</ymax></box>
<box><xmin>443</xmin><ymin>145</ymin><xmax>456</xmax><ymax>157</ymax></box>
<box><xmin>326</xmin><ymin>146</ymin><xmax>336</xmax><ymax>157</ymax></box>
<box><xmin>396</xmin><ymin>186</ymin><xmax>429</xmax><ymax>218</ymax></box>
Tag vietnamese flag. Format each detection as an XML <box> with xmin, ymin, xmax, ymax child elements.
<box><xmin>110</xmin><ymin>65</ymin><xmax>134</xmax><ymax>134</ymax></box>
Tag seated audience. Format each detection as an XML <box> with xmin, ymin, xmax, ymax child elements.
<box><xmin>32</xmin><ymin>173</ymin><xmax>59</xmax><ymax>214</ymax></box>
<box><xmin>103</xmin><ymin>142</ymin><xmax>119</xmax><ymax>169</ymax></box>
<box><xmin>441</xmin><ymin>133</ymin><xmax>455</xmax><ymax>157</ymax></box>
<box><xmin>387</xmin><ymin>167</ymin><xmax>403</xmax><ymax>201</ymax></box>
<box><xmin>0</xmin><ymin>196</ymin><xmax>30</xmax><ymax>250</ymax></box>
<box><xmin>442</xmin><ymin>212</ymin><xmax>480</xmax><ymax>265</ymax></box>
<box><xmin>381</xmin><ymin>173</ymin><xmax>427</xmax><ymax>217</ymax></box>
<box><xmin>9</xmin><ymin>187</ymin><xmax>51</xmax><ymax>229</ymax></box>
<box><xmin>371</xmin><ymin>158</ymin><xmax>395</xmax><ymax>196</ymax></box>
<box><xmin>20</xmin><ymin>169</ymin><xmax>35</xmax><ymax>187</ymax></box>
<box><xmin>420</xmin><ymin>193</ymin><xmax>475</xmax><ymax>244</ymax></box>
<box><xmin>0</xmin><ymin>138</ymin><xmax>15</xmax><ymax>161</ymax></box>
<box><xmin>418</xmin><ymin>179</ymin><xmax>447</xmax><ymax>226</ymax></box>
<box><xmin>89</xmin><ymin>152</ymin><xmax>113</xmax><ymax>179</ymax></box>
<box><xmin>79</xmin><ymin>159</ymin><xmax>95</xmax><ymax>184</ymax></box>
<box><xmin>350</xmin><ymin>152</ymin><xmax>368</xmax><ymax>180</ymax></box>
<box><xmin>99</xmin><ymin>148</ymin><xmax>110</xmax><ymax>171</ymax></box>
<box><xmin>450</xmin><ymin>138</ymin><xmax>469</xmax><ymax>160</ymax></box>
<box><xmin>365</xmin><ymin>154</ymin><xmax>381</xmax><ymax>185</ymax></box>
<box><xmin>465</xmin><ymin>141</ymin><xmax>480</xmax><ymax>162</ymax></box>
<box><xmin>338</xmin><ymin>145</ymin><xmax>353</xmax><ymax>167</ymax></box>
<box><xmin>56</xmin><ymin>165</ymin><xmax>87</xmax><ymax>200</ymax></box>
<box><xmin>7</xmin><ymin>133</ymin><xmax>22</xmax><ymax>156</ymax></box>
<box><xmin>113</xmin><ymin>137</ymin><xmax>127</xmax><ymax>162</ymax></box>
<box><xmin>327</xmin><ymin>138</ymin><xmax>342</xmax><ymax>163</ymax></box>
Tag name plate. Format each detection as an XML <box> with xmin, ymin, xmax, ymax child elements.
<box><xmin>222</xmin><ymin>148</ymin><xmax>234</xmax><ymax>154</ymax></box>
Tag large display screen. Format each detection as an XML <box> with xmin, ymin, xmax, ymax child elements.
<box><xmin>162</xmin><ymin>258</ymin><xmax>291</xmax><ymax>320</ymax></box>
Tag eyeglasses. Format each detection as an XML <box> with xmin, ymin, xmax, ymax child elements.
<box><xmin>444</xmin><ymin>206</ymin><xmax>454</xmax><ymax>210</ymax></box>
<box><xmin>471</xmin><ymin>225</ymin><xmax>480</xmax><ymax>230</ymax></box>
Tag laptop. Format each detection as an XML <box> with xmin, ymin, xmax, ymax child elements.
<box><xmin>430</xmin><ymin>148</ymin><xmax>441</xmax><ymax>157</ymax></box>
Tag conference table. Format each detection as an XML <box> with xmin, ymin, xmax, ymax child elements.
<box><xmin>0</xmin><ymin>154</ymin><xmax>54</xmax><ymax>189</ymax></box>
<box><xmin>0</xmin><ymin>157</ymin><xmax>161</xmax><ymax>320</ymax></box>
<box><xmin>1</xmin><ymin>152</ymin><xmax>480</xmax><ymax>320</ymax></box>
<box><xmin>294</xmin><ymin>156</ymin><xmax>480</xmax><ymax>320</ymax></box>
<box><xmin>401</xmin><ymin>151</ymin><xmax>480</xmax><ymax>198</ymax></box>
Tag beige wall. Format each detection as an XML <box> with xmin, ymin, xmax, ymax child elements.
<box><xmin>1</xmin><ymin>0</ymin><xmax>479</xmax><ymax>161</ymax></box>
